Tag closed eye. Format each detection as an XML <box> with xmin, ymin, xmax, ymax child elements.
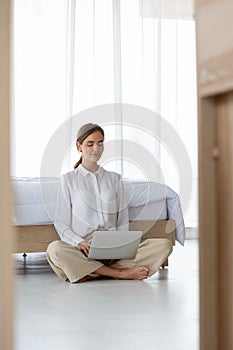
<box><xmin>86</xmin><ymin>140</ymin><xmax>104</xmax><ymax>147</ymax></box>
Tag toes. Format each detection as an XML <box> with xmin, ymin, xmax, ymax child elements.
<box><xmin>139</xmin><ymin>266</ymin><xmax>149</xmax><ymax>273</ymax></box>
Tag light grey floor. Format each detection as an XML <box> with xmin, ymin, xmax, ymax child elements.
<box><xmin>14</xmin><ymin>240</ymin><xmax>199</xmax><ymax>350</ymax></box>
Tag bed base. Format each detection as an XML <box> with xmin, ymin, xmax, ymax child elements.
<box><xmin>14</xmin><ymin>220</ymin><xmax>176</xmax><ymax>268</ymax></box>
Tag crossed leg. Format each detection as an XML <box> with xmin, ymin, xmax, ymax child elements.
<box><xmin>47</xmin><ymin>238</ymin><xmax>172</xmax><ymax>283</ymax></box>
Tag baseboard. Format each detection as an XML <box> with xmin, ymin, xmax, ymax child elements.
<box><xmin>185</xmin><ymin>227</ymin><xmax>199</xmax><ymax>239</ymax></box>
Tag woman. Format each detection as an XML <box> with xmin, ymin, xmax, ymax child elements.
<box><xmin>46</xmin><ymin>123</ymin><xmax>172</xmax><ymax>283</ymax></box>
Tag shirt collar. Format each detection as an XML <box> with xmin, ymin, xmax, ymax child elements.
<box><xmin>76</xmin><ymin>164</ymin><xmax>104</xmax><ymax>177</ymax></box>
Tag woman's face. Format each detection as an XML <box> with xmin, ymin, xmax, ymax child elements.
<box><xmin>77</xmin><ymin>130</ymin><xmax>104</xmax><ymax>164</ymax></box>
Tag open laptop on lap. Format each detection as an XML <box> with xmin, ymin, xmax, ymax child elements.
<box><xmin>88</xmin><ymin>230</ymin><xmax>143</xmax><ymax>260</ymax></box>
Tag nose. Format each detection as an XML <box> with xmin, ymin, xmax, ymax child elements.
<box><xmin>93</xmin><ymin>143</ymin><xmax>99</xmax><ymax>152</ymax></box>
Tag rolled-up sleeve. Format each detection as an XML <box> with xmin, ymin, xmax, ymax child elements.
<box><xmin>54</xmin><ymin>176</ymin><xmax>83</xmax><ymax>247</ymax></box>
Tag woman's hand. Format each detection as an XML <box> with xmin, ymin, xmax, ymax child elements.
<box><xmin>77</xmin><ymin>241</ymin><xmax>91</xmax><ymax>257</ymax></box>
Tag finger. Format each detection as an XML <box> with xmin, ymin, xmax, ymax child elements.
<box><xmin>78</xmin><ymin>242</ymin><xmax>84</xmax><ymax>250</ymax></box>
<box><xmin>80</xmin><ymin>248</ymin><xmax>88</xmax><ymax>256</ymax></box>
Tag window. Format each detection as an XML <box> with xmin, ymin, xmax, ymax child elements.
<box><xmin>12</xmin><ymin>0</ymin><xmax>197</xmax><ymax>227</ymax></box>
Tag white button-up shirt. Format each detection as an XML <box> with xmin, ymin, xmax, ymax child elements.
<box><xmin>54</xmin><ymin>165</ymin><xmax>129</xmax><ymax>247</ymax></box>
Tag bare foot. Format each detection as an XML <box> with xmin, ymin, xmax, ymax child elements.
<box><xmin>79</xmin><ymin>276</ymin><xmax>91</xmax><ymax>283</ymax></box>
<box><xmin>93</xmin><ymin>265</ymin><xmax>149</xmax><ymax>281</ymax></box>
<box><xmin>110</xmin><ymin>262</ymin><xmax>126</xmax><ymax>270</ymax></box>
<box><xmin>118</xmin><ymin>266</ymin><xmax>149</xmax><ymax>280</ymax></box>
<box><xmin>79</xmin><ymin>273</ymin><xmax>100</xmax><ymax>283</ymax></box>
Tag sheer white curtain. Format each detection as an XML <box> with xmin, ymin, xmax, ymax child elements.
<box><xmin>12</xmin><ymin>0</ymin><xmax>197</xmax><ymax>227</ymax></box>
<box><xmin>12</xmin><ymin>0</ymin><xmax>67</xmax><ymax>176</ymax></box>
<box><xmin>120</xmin><ymin>0</ymin><xmax>197</xmax><ymax>226</ymax></box>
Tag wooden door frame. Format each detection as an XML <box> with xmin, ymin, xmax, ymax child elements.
<box><xmin>0</xmin><ymin>1</ymin><xmax>14</xmax><ymax>349</ymax></box>
<box><xmin>196</xmin><ymin>1</ymin><xmax>233</xmax><ymax>349</ymax></box>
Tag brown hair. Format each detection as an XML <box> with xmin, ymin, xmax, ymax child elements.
<box><xmin>74</xmin><ymin>123</ymin><xmax>105</xmax><ymax>169</ymax></box>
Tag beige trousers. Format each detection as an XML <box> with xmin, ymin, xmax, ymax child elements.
<box><xmin>46</xmin><ymin>232</ymin><xmax>173</xmax><ymax>283</ymax></box>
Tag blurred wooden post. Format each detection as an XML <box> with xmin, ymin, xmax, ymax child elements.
<box><xmin>195</xmin><ymin>1</ymin><xmax>233</xmax><ymax>349</ymax></box>
<box><xmin>0</xmin><ymin>1</ymin><xmax>14</xmax><ymax>349</ymax></box>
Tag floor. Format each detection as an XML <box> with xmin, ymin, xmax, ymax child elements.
<box><xmin>14</xmin><ymin>239</ymin><xmax>199</xmax><ymax>350</ymax></box>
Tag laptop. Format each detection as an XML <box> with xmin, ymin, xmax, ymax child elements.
<box><xmin>88</xmin><ymin>230</ymin><xmax>143</xmax><ymax>260</ymax></box>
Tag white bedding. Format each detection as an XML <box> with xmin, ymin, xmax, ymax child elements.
<box><xmin>12</xmin><ymin>177</ymin><xmax>185</xmax><ymax>245</ymax></box>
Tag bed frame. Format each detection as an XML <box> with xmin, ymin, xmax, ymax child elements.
<box><xmin>14</xmin><ymin>220</ymin><xmax>176</xmax><ymax>267</ymax></box>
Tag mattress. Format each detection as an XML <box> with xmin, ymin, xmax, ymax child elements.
<box><xmin>12</xmin><ymin>177</ymin><xmax>185</xmax><ymax>245</ymax></box>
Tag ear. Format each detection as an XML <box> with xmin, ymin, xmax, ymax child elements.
<box><xmin>76</xmin><ymin>142</ymin><xmax>82</xmax><ymax>152</ymax></box>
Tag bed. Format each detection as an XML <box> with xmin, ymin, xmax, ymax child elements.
<box><xmin>12</xmin><ymin>177</ymin><xmax>186</xmax><ymax>267</ymax></box>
